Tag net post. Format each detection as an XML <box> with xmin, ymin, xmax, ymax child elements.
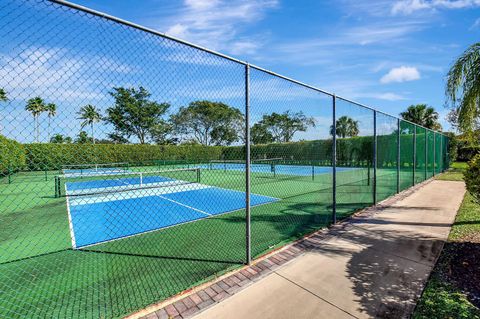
<box><xmin>413</xmin><ymin>125</ymin><xmax>416</xmax><ymax>185</ymax></box>
<box><xmin>45</xmin><ymin>169</ymin><xmax>48</xmax><ymax>181</ymax></box>
<box><xmin>332</xmin><ymin>94</ymin><xmax>337</xmax><ymax>224</ymax></box>
<box><xmin>54</xmin><ymin>176</ymin><xmax>59</xmax><ymax>198</ymax></box>
<box><xmin>140</xmin><ymin>172</ymin><xmax>143</xmax><ymax>186</ymax></box>
<box><xmin>373</xmin><ymin>110</ymin><xmax>377</xmax><ymax>205</ymax></box>
<box><xmin>245</xmin><ymin>63</ymin><xmax>251</xmax><ymax>265</ymax></box>
<box><xmin>397</xmin><ymin>119</ymin><xmax>400</xmax><ymax>193</ymax></box>
<box><xmin>196</xmin><ymin>168</ymin><xmax>201</xmax><ymax>183</ymax></box>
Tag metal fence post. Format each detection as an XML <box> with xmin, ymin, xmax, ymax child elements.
<box><xmin>433</xmin><ymin>131</ymin><xmax>436</xmax><ymax>177</ymax></box>
<box><xmin>440</xmin><ymin>134</ymin><xmax>443</xmax><ymax>172</ymax></box>
<box><xmin>373</xmin><ymin>111</ymin><xmax>377</xmax><ymax>204</ymax></box>
<box><xmin>397</xmin><ymin>119</ymin><xmax>400</xmax><ymax>193</ymax></box>
<box><xmin>425</xmin><ymin>129</ymin><xmax>428</xmax><ymax>181</ymax></box>
<box><xmin>332</xmin><ymin>94</ymin><xmax>337</xmax><ymax>224</ymax></box>
<box><xmin>245</xmin><ymin>63</ymin><xmax>251</xmax><ymax>265</ymax></box>
<box><xmin>413</xmin><ymin>126</ymin><xmax>416</xmax><ymax>185</ymax></box>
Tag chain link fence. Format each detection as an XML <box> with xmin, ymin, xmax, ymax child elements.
<box><xmin>0</xmin><ymin>1</ymin><xmax>450</xmax><ymax>318</ymax></box>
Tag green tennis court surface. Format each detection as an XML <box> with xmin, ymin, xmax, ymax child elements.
<box><xmin>0</xmin><ymin>163</ymin><xmax>392</xmax><ymax>318</ymax></box>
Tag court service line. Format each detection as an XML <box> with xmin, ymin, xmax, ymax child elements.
<box><xmin>157</xmin><ymin>194</ymin><xmax>212</xmax><ymax>216</ymax></box>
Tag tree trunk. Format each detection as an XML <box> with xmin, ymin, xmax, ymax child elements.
<box><xmin>91</xmin><ymin>123</ymin><xmax>95</xmax><ymax>144</ymax></box>
<box><xmin>35</xmin><ymin>115</ymin><xmax>38</xmax><ymax>142</ymax></box>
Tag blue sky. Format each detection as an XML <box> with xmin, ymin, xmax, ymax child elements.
<box><xmin>1</xmin><ymin>0</ymin><xmax>480</xmax><ymax>143</ymax></box>
<box><xmin>67</xmin><ymin>0</ymin><xmax>480</xmax><ymax>131</ymax></box>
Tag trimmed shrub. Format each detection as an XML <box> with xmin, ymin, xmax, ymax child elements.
<box><xmin>24</xmin><ymin>143</ymin><xmax>224</xmax><ymax>171</ymax></box>
<box><xmin>465</xmin><ymin>154</ymin><xmax>480</xmax><ymax>202</ymax></box>
<box><xmin>0</xmin><ymin>135</ymin><xmax>26</xmax><ymax>175</ymax></box>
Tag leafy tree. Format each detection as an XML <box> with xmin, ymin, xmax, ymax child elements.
<box><xmin>25</xmin><ymin>97</ymin><xmax>46</xmax><ymax>142</ymax></box>
<box><xmin>78</xmin><ymin>105</ymin><xmax>101</xmax><ymax>144</ymax></box>
<box><xmin>250</xmin><ymin>111</ymin><xmax>315</xmax><ymax>144</ymax></box>
<box><xmin>50</xmin><ymin>134</ymin><xmax>72</xmax><ymax>144</ymax></box>
<box><xmin>446</xmin><ymin>42</ymin><xmax>480</xmax><ymax>134</ymax></box>
<box><xmin>106</xmin><ymin>87</ymin><xmax>170</xmax><ymax>144</ymax></box>
<box><xmin>75</xmin><ymin>131</ymin><xmax>91</xmax><ymax>144</ymax></box>
<box><xmin>0</xmin><ymin>88</ymin><xmax>7</xmax><ymax>102</ymax></box>
<box><xmin>400</xmin><ymin>104</ymin><xmax>442</xmax><ymax>130</ymax></box>
<box><xmin>108</xmin><ymin>133</ymin><xmax>129</xmax><ymax>144</ymax></box>
<box><xmin>45</xmin><ymin>103</ymin><xmax>57</xmax><ymax>139</ymax></box>
<box><xmin>150</xmin><ymin>122</ymin><xmax>178</xmax><ymax>145</ymax></box>
<box><xmin>251</xmin><ymin>123</ymin><xmax>274</xmax><ymax>144</ymax></box>
<box><xmin>171</xmin><ymin>100</ymin><xmax>244</xmax><ymax>146</ymax></box>
<box><xmin>330</xmin><ymin>116</ymin><xmax>360</xmax><ymax>138</ymax></box>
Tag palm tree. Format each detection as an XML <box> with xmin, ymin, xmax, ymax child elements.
<box><xmin>25</xmin><ymin>97</ymin><xmax>45</xmax><ymax>142</ymax></box>
<box><xmin>400</xmin><ymin>104</ymin><xmax>441</xmax><ymax>130</ymax></box>
<box><xmin>0</xmin><ymin>88</ymin><xmax>7</xmax><ymax>102</ymax></box>
<box><xmin>78</xmin><ymin>105</ymin><xmax>101</xmax><ymax>144</ymax></box>
<box><xmin>330</xmin><ymin>116</ymin><xmax>359</xmax><ymax>138</ymax></box>
<box><xmin>446</xmin><ymin>42</ymin><xmax>480</xmax><ymax>133</ymax></box>
<box><xmin>45</xmin><ymin>103</ymin><xmax>57</xmax><ymax>139</ymax></box>
<box><xmin>0</xmin><ymin>88</ymin><xmax>7</xmax><ymax>135</ymax></box>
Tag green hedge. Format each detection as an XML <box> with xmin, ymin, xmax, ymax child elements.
<box><xmin>24</xmin><ymin>143</ymin><xmax>224</xmax><ymax>170</ymax></box>
<box><xmin>0</xmin><ymin>135</ymin><xmax>26</xmax><ymax>175</ymax></box>
<box><xmin>11</xmin><ymin>133</ymin><xmax>448</xmax><ymax>172</ymax></box>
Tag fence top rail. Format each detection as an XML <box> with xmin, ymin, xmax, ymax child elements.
<box><xmin>48</xmin><ymin>0</ymin><xmax>446</xmax><ymax>137</ymax></box>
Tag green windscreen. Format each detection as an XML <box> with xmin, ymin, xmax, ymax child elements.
<box><xmin>415</xmin><ymin>126</ymin><xmax>426</xmax><ymax>183</ymax></box>
<box><xmin>376</xmin><ymin>113</ymin><xmax>398</xmax><ymax>201</ymax></box>
<box><xmin>443</xmin><ymin>135</ymin><xmax>450</xmax><ymax>170</ymax></box>
<box><xmin>435</xmin><ymin>133</ymin><xmax>443</xmax><ymax>174</ymax></box>
<box><xmin>399</xmin><ymin>121</ymin><xmax>414</xmax><ymax>191</ymax></box>
<box><xmin>427</xmin><ymin>130</ymin><xmax>435</xmax><ymax>178</ymax></box>
<box><xmin>335</xmin><ymin>99</ymin><xmax>374</xmax><ymax>218</ymax></box>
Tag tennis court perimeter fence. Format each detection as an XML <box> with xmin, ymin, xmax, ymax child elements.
<box><xmin>0</xmin><ymin>1</ymin><xmax>450</xmax><ymax>318</ymax></box>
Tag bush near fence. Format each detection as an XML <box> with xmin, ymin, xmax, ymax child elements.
<box><xmin>457</xmin><ymin>145</ymin><xmax>480</xmax><ymax>162</ymax></box>
<box><xmin>18</xmin><ymin>134</ymin><xmax>425</xmax><ymax>171</ymax></box>
<box><xmin>24</xmin><ymin>143</ymin><xmax>224</xmax><ymax>170</ymax></box>
<box><xmin>0</xmin><ymin>135</ymin><xmax>26</xmax><ymax>175</ymax></box>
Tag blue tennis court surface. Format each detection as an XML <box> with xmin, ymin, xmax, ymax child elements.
<box><xmin>206</xmin><ymin>164</ymin><xmax>355</xmax><ymax>176</ymax></box>
<box><xmin>67</xmin><ymin>184</ymin><xmax>278</xmax><ymax>248</ymax></box>
<box><xmin>63</xmin><ymin>168</ymin><xmax>128</xmax><ymax>178</ymax></box>
<box><xmin>66</xmin><ymin>175</ymin><xmax>175</xmax><ymax>193</ymax></box>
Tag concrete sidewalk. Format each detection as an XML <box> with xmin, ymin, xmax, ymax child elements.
<box><xmin>193</xmin><ymin>180</ymin><xmax>465</xmax><ymax>319</ymax></box>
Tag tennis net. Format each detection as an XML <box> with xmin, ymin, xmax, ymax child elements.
<box><xmin>208</xmin><ymin>158</ymin><xmax>283</xmax><ymax>171</ymax></box>
<box><xmin>55</xmin><ymin>167</ymin><xmax>201</xmax><ymax>197</ymax></box>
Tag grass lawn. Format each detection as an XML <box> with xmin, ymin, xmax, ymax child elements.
<box><xmin>414</xmin><ymin>162</ymin><xmax>480</xmax><ymax>319</ymax></box>
<box><xmin>435</xmin><ymin>161</ymin><xmax>467</xmax><ymax>181</ymax></box>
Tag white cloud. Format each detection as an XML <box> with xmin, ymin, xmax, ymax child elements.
<box><xmin>392</xmin><ymin>0</ymin><xmax>480</xmax><ymax>15</ymax></box>
<box><xmin>470</xmin><ymin>17</ymin><xmax>480</xmax><ymax>29</ymax></box>
<box><xmin>162</xmin><ymin>0</ymin><xmax>278</xmax><ymax>55</ymax></box>
<box><xmin>184</xmin><ymin>0</ymin><xmax>220</xmax><ymax>10</ymax></box>
<box><xmin>380</xmin><ymin>66</ymin><xmax>420</xmax><ymax>83</ymax></box>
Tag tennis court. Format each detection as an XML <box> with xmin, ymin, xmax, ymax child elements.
<box><xmin>63</xmin><ymin>168</ymin><xmax>278</xmax><ymax>248</ymax></box>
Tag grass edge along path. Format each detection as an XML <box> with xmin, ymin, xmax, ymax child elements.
<box><xmin>414</xmin><ymin>163</ymin><xmax>480</xmax><ymax>319</ymax></box>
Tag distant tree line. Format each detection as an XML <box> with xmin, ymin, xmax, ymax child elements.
<box><xmin>0</xmin><ymin>86</ymin><xmax>315</xmax><ymax>146</ymax></box>
<box><xmin>0</xmin><ymin>86</ymin><xmax>445</xmax><ymax>145</ymax></box>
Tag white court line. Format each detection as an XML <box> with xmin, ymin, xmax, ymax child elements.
<box><xmin>157</xmin><ymin>195</ymin><xmax>211</xmax><ymax>216</ymax></box>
